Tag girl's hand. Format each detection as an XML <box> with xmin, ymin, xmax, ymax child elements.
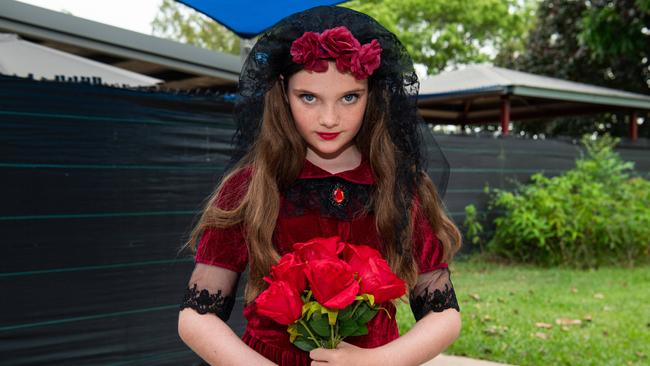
<box><xmin>309</xmin><ymin>341</ymin><xmax>377</xmax><ymax>366</ymax></box>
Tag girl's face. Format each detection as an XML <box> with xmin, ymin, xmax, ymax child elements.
<box><xmin>286</xmin><ymin>61</ymin><xmax>368</xmax><ymax>161</ymax></box>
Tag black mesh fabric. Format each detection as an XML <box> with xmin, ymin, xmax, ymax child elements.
<box><xmin>409</xmin><ymin>267</ymin><xmax>460</xmax><ymax>321</ymax></box>
<box><xmin>229</xmin><ymin>5</ymin><xmax>451</xmax><ymax>256</ymax></box>
<box><xmin>180</xmin><ymin>263</ymin><xmax>240</xmax><ymax>322</ymax></box>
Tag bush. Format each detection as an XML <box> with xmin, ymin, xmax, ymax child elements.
<box><xmin>481</xmin><ymin>133</ymin><xmax>650</xmax><ymax>268</ymax></box>
<box><xmin>463</xmin><ymin>203</ymin><xmax>486</xmax><ymax>252</ymax></box>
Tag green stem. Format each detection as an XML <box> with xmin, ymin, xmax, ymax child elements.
<box><xmin>330</xmin><ymin>323</ymin><xmax>335</xmax><ymax>349</ymax></box>
<box><xmin>349</xmin><ymin>300</ymin><xmax>362</xmax><ymax>318</ymax></box>
<box><xmin>298</xmin><ymin>320</ymin><xmax>321</xmax><ymax>348</ymax></box>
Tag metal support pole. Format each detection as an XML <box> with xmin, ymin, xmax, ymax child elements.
<box><xmin>629</xmin><ymin>110</ymin><xmax>638</xmax><ymax>143</ymax></box>
<box><xmin>500</xmin><ymin>95</ymin><xmax>511</xmax><ymax>136</ymax></box>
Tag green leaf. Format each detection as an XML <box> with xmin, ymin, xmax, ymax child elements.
<box><xmin>287</xmin><ymin>323</ymin><xmax>300</xmax><ymax>343</ymax></box>
<box><xmin>339</xmin><ymin>306</ymin><xmax>352</xmax><ymax>321</ymax></box>
<box><xmin>302</xmin><ymin>301</ymin><xmax>321</xmax><ymax>319</ymax></box>
<box><xmin>339</xmin><ymin>319</ymin><xmax>361</xmax><ymax>337</ymax></box>
<box><xmin>356</xmin><ymin>293</ymin><xmax>375</xmax><ymax>306</ymax></box>
<box><xmin>296</xmin><ymin>321</ymin><xmax>314</xmax><ymax>341</ymax></box>
<box><xmin>350</xmin><ymin>324</ymin><xmax>369</xmax><ymax>337</ymax></box>
<box><xmin>319</xmin><ymin>306</ymin><xmax>338</xmax><ymax>325</ymax></box>
<box><xmin>309</xmin><ymin>313</ymin><xmax>330</xmax><ymax>338</ymax></box>
<box><xmin>293</xmin><ymin>337</ymin><xmax>317</xmax><ymax>352</ymax></box>
<box><xmin>351</xmin><ymin>302</ymin><xmax>369</xmax><ymax>321</ymax></box>
<box><xmin>357</xmin><ymin>308</ymin><xmax>378</xmax><ymax>324</ymax></box>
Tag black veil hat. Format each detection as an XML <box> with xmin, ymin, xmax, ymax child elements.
<box><xmin>231</xmin><ymin>6</ymin><xmax>451</xmax><ymax>238</ymax></box>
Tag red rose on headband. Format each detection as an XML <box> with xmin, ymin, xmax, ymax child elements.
<box><xmin>290</xmin><ymin>31</ymin><xmax>328</xmax><ymax>72</ymax></box>
<box><xmin>319</xmin><ymin>26</ymin><xmax>360</xmax><ymax>72</ymax></box>
<box><xmin>290</xmin><ymin>27</ymin><xmax>382</xmax><ymax>79</ymax></box>
<box><xmin>255</xmin><ymin>280</ymin><xmax>303</xmax><ymax>325</ymax></box>
<box><xmin>350</xmin><ymin>39</ymin><xmax>382</xmax><ymax>79</ymax></box>
<box><xmin>319</xmin><ymin>26</ymin><xmax>361</xmax><ymax>57</ymax></box>
<box><xmin>304</xmin><ymin>258</ymin><xmax>359</xmax><ymax>309</ymax></box>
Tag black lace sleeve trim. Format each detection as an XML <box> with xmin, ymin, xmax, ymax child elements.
<box><xmin>180</xmin><ymin>283</ymin><xmax>236</xmax><ymax>321</ymax></box>
<box><xmin>409</xmin><ymin>283</ymin><xmax>460</xmax><ymax>321</ymax></box>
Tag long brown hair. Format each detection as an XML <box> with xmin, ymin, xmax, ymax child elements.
<box><xmin>184</xmin><ymin>78</ymin><xmax>461</xmax><ymax>304</ymax></box>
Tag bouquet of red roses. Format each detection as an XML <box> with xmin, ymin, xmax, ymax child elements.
<box><xmin>254</xmin><ymin>236</ymin><xmax>406</xmax><ymax>351</ymax></box>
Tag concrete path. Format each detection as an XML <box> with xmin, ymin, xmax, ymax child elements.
<box><xmin>422</xmin><ymin>354</ymin><xmax>514</xmax><ymax>366</ymax></box>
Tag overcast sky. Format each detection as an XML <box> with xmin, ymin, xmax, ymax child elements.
<box><xmin>16</xmin><ymin>0</ymin><xmax>163</xmax><ymax>35</ymax></box>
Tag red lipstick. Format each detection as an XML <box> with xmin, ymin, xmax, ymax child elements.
<box><xmin>317</xmin><ymin>132</ymin><xmax>340</xmax><ymax>140</ymax></box>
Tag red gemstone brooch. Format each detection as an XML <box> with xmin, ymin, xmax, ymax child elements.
<box><xmin>330</xmin><ymin>183</ymin><xmax>348</xmax><ymax>207</ymax></box>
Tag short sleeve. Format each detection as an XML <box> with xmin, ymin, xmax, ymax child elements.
<box><xmin>412</xmin><ymin>194</ymin><xmax>447</xmax><ymax>273</ymax></box>
<box><xmin>179</xmin><ymin>168</ymin><xmax>251</xmax><ymax>320</ymax></box>
<box><xmin>409</xmin><ymin>195</ymin><xmax>460</xmax><ymax>321</ymax></box>
<box><xmin>194</xmin><ymin>168</ymin><xmax>251</xmax><ymax>273</ymax></box>
<box><xmin>195</xmin><ymin>225</ymin><xmax>248</xmax><ymax>273</ymax></box>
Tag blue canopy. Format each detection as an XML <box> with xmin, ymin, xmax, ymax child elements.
<box><xmin>176</xmin><ymin>1</ymin><xmax>349</xmax><ymax>39</ymax></box>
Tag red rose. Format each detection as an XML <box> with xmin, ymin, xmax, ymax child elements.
<box><xmin>342</xmin><ymin>243</ymin><xmax>383</xmax><ymax>265</ymax></box>
<box><xmin>290</xmin><ymin>31</ymin><xmax>328</xmax><ymax>72</ymax></box>
<box><xmin>255</xmin><ymin>280</ymin><xmax>303</xmax><ymax>325</ymax></box>
<box><xmin>293</xmin><ymin>236</ymin><xmax>344</xmax><ymax>262</ymax></box>
<box><xmin>304</xmin><ymin>258</ymin><xmax>359</xmax><ymax>309</ymax></box>
<box><xmin>319</xmin><ymin>26</ymin><xmax>360</xmax><ymax>57</ymax></box>
<box><xmin>350</xmin><ymin>39</ymin><xmax>382</xmax><ymax>79</ymax></box>
<box><xmin>355</xmin><ymin>256</ymin><xmax>406</xmax><ymax>304</ymax></box>
<box><xmin>267</xmin><ymin>253</ymin><xmax>307</xmax><ymax>294</ymax></box>
<box><xmin>319</xmin><ymin>26</ymin><xmax>360</xmax><ymax>73</ymax></box>
<box><xmin>334</xmin><ymin>54</ymin><xmax>354</xmax><ymax>75</ymax></box>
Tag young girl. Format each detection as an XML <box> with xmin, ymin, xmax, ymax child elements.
<box><xmin>178</xmin><ymin>6</ymin><xmax>462</xmax><ymax>366</ymax></box>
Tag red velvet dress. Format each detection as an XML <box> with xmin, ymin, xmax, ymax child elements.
<box><xmin>182</xmin><ymin>156</ymin><xmax>456</xmax><ymax>366</ymax></box>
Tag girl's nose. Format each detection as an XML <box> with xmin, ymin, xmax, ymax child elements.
<box><xmin>319</xmin><ymin>105</ymin><xmax>340</xmax><ymax>128</ymax></box>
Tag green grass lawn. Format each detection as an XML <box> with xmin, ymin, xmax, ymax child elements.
<box><xmin>396</xmin><ymin>255</ymin><xmax>650</xmax><ymax>366</ymax></box>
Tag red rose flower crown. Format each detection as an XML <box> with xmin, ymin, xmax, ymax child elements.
<box><xmin>254</xmin><ymin>236</ymin><xmax>407</xmax><ymax>351</ymax></box>
<box><xmin>290</xmin><ymin>26</ymin><xmax>382</xmax><ymax>80</ymax></box>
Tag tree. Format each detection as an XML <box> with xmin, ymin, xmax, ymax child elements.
<box><xmin>580</xmin><ymin>0</ymin><xmax>650</xmax><ymax>87</ymax></box>
<box><xmin>151</xmin><ymin>0</ymin><xmax>240</xmax><ymax>54</ymax></box>
<box><xmin>498</xmin><ymin>0</ymin><xmax>650</xmax><ymax>138</ymax></box>
<box><xmin>344</xmin><ymin>0</ymin><xmax>536</xmax><ymax>75</ymax></box>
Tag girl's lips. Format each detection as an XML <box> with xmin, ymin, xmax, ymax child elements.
<box><xmin>317</xmin><ymin>132</ymin><xmax>340</xmax><ymax>140</ymax></box>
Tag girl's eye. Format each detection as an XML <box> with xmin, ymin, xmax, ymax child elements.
<box><xmin>342</xmin><ymin>94</ymin><xmax>359</xmax><ymax>103</ymax></box>
<box><xmin>300</xmin><ymin>94</ymin><xmax>316</xmax><ymax>104</ymax></box>
<box><xmin>298</xmin><ymin>93</ymin><xmax>359</xmax><ymax>104</ymax></box>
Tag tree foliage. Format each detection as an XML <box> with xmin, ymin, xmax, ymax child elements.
<box><xmin>498</xmin><ymin>0</ymin><xmax>650</xmax><ymax>138</ymax></box>
<box><xmin>151</xmin><ymin>0</ymin><xmax>240</xmax><ymax>54</ymax></box>
<box><xmin>344</xmin><ymin>0</ymin><xmax>535</xmax><ymax>75</ymax></box>
<box><xmin>580</xmin><ymin>0</ymin><xmax>650</xmax><ymax>66</ymax></box>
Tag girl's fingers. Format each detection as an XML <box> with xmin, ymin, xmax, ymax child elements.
<box><xmin>310</xmin><ymin>347</ymin><xmax>329</xmax><ymax>361</ymax></box>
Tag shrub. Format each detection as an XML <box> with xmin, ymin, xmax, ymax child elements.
<box><xmin>482</xmin><ymin>134</ymin><xmax>650</xmax><ymax>268</ymax></box>
<box><xmin>463</xmin><ymin>203</ymin><xmax>485</xmax><ymax>252</ymax></box>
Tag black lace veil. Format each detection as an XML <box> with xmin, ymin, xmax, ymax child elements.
<box><xmin>231</xmin><ymin>5</ymin><xmax>450</xmax><ymax>200</ymax></box>
<box><xmin>229</xmin><ymin>5</ymin><xmax>451</xmax><ymax>258</ymax></box>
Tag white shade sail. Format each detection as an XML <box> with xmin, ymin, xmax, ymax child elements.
<box><xmin>0</xmin><ymin>33</ymin><xmax>162</xmax><ymax>87</ymax></box>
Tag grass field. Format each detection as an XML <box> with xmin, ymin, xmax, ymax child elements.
<box><xmin>396</xmin><ymin>255</ymin><xmax>650</xmax><ymax>366</ymax></box>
